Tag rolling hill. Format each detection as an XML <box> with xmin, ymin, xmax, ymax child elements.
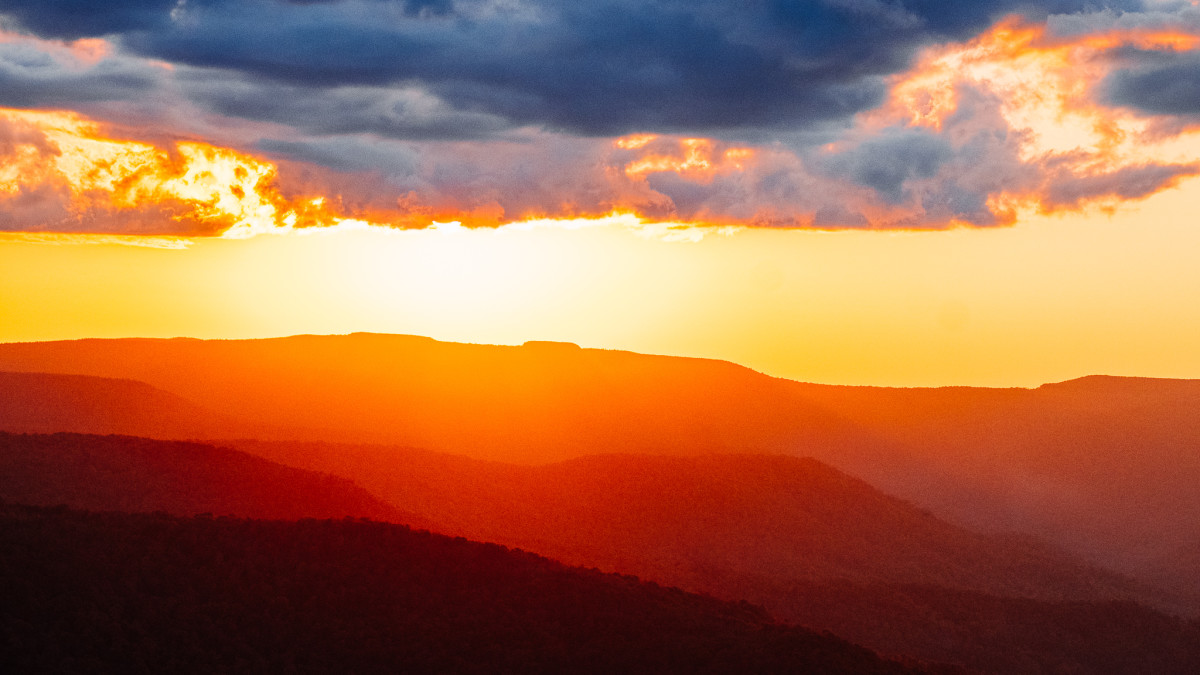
<box><xmin>0</xmin><ymin>502</ymin><xmax>928</xmax><ymax>675</ymax></box>
<box><xmin>2</xmin><ymin>334</ymin><xmax>1197</xmax><ymax>581</ymax></box>
<box><xmin>0</xmin><ymin>431</ymin><xmax>429</xmax><ymax>527</ymax></box>
<box><xmin>223</xmin><ymin>440</ymin><xmax>1155</xmax><ymax>604</ymax></box>
<box><xmin>221</xmin><ymin>440</ymin><xmax>1200</xmax><ymax>673</ymax></box>
<box><xmin>0</xmin><ymin>334</ymin><xmax>883</xmax><ymax>461</ymax></box>
<box><xmin>0</xmin><ymin>371</ymin><xmax>272</xmax><ymax>440</ymax></box>
<box><xmin>785</xmin><ymin>376</ymin><xmax>1200</xmax><ymax>573</ymax></box>
<box><xmin>1</xmin><ymin>427</ymin><xmax>1193</xmax><ymax>672</ymax></box>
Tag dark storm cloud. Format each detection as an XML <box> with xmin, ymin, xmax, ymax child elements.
<box><xmin>820</xmin><ymin>129</ymin><xmax>952</xmax><ymax>203</ymax></box>
<box><xmin>259</xmin><ymin>136</ymin><xmax>420</xmax><ymax>177</ymax></box>
<box><xmin>182</xmin><ymin>75</ymin><xmax>509</xmax><ymax>140</ymax></box>
<box><xmin>0</xmin><ymin>1</ymin><xmax>176</xmax><ymax>39</ymax></box>
<box><xmin>1104</xmin><ymin>50</ymin><xmax>1200</xmax><ymax>119</ymax></box>
<box><xmin>0</xmin><ymin>0</ymin><xmax>1146</xmax><ymax>136</ymax></box>
<box><xmin>0</xmin><ymin>40</ymin><xmax>162</xmax><ymax>108</ymax></box>
<box><xmin>1049</xmin><ymin>3</ymin><xmax>1200</xmax><ymax>122</ymax></box>
<box><xmin>0</xmin><ymin>0</ymin><xmax>451</xmax><ymax>39</ymax></box>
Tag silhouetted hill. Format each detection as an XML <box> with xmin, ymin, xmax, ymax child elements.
<box><xmin>762</xmin><ymin>579</ymin><xmax>1200</xmax><ymax>675</ymax></box>
<box><xmin>0</xmin><ymin>503</ymin><xmax>927</xmax><ymax>675</ymax></box>
<box><xmin>1145</xmin><ymin>540</ymin><xmax>1200</xmax><ymax>601</ymax></box>
<box><xmin>0</xmin><ymin>432</ymin><xmax>429</xmax><ymax>527</ymax></box>
<box><xmin>1</xmin><ymin>335</ymin><xmax>1197</xmax><ymax>583</ymax></box>
<box><xmin>0</xmin><ymin>371</ymin><xmax>267</xmax><ymax>439</ymax></box>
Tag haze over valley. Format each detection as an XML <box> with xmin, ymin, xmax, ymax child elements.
<box><xmin>3</xmin><ymin>334</ymin><xmax>1200</xmax><ymax>672</ymax></box>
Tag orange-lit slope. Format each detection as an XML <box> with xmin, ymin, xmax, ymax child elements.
<box><xmin>0</xmin><ymin>431</ymin><xmax>428</xmax><ymax>527</ymax></box>
<box><xmin>0</xmin><ymin>371</ymin><xmax>282</xmax><ymax>439</ymax></box>
<box><xmin>0</xmin><ymin>334</ymin><xmax>880</xmax><ymax>463</ymax></box>
<box><xmin>1</xmin><ymin>335</ymin><xmax>1197</xmax><ymax>573</ymax></box>
<box><xmin>226</xmin><ymin>440</ymin><xmax>1145</xmax><ymax>606</ymax></box>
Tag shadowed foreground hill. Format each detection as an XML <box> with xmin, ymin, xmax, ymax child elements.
<box><xmin>0</xmin><ymin>432</ymin><xmax>429</xmax><ymax>527</ymax></box>
<box><xmin>0</xmin><ymin>503</ymin><xmax>927</xmax><ymax>675</ymax></box>
<box><xmin>1</xmin><ymin>429</ymin><xmax>1192</xmax><ymax>673</ymax></box>
<box><xmin>765</xmin><ymin>581</ymin><xmax>1200</xmax><ymax>675</ymax></box>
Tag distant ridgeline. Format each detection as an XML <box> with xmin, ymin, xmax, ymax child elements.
<box><xmin>2</xmin><ymin>335</ymin><xmax>1197</xmax><ymax>578</ymax></box>
<box><xmin>3</xmin><ymin>334</ymin><xmax>1200</xmax><ymax>673</ymax></box>
<box><xmin>522</xmin><ymin>340</ymin><xmax>582</xmax><ymax>349</ymax></box>
<box><xmin>2</xmin><ymin>431</ymin><xmax>1200</xmax><ymax>673</ymax></box>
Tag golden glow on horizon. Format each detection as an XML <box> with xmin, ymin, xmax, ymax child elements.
<box><xmin>3</xmin><ymin>173</ymin><xmax>1200</xmax><ymax>387</ymax></box>
<box><xmin>4</xmin><ymin>15</ymin><xmax>1200</xmax><ymax>387</ymax></box>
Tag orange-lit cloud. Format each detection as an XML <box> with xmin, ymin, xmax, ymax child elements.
<box><xmin>880</xmin><ymin>18</ymin><xmax>1199</xmax><ymax>144</ymax></box>
<box><xmin>0</xmin><ymin>105</ymin><xmax>739</xmax><ymax>242</ymax></box>
<box><xmin>594</xmin><ymin>16</ymin><xmax>1200</xmax><ymax>229</ymax></box>
<box><xmin>3</xmin><ymin>10</ymin><xmax>1200</xmax><ymax>239</ymax></box>
<box><xmin>868</xmin><ymin>16</ymin><xmax>1200</xmax><ymax>221</ymax></box>
<box><xmin>0</xmin><ymin>107</ymin><xmax>356</xmax><ymax>237</ymax></box>
<box><xmin>614</xmin><ymin>134</ymin><xmax>656</xmax><ymax>150</ymax></box>
<box><xmin>0</xmin><ymin>103</ymin><xmax>739</xmax><ymax>239</ymax></box>
<box><xmin>0</xmin><ymin>28</ymin><xmax>110</xmax><ymax>64</ymax></box>
<box><xmin>619</xmin><ymin>135</ymin><xmax>756</xmax><ymax>182</ymax></box>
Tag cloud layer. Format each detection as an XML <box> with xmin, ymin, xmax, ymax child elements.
<box><xmin>0</xmin><ymin>0</ymin><xmax>1198</xmax><ymax>235</ymax></box>
<box><xmin>4</xmin><ymin>0</ymin><xmax>1138</xmax><ymax>135</ymax></box>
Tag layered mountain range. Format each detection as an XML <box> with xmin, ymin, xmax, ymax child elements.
<box><xmin>3</xmin><ymin>333</ymin><xmax>1199</xmax><ymax>672</ymax></box>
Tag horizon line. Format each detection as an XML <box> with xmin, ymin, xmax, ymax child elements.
<box><xmin>1</xmin><ymin>331</ymin><xmax>1194</xmax><ymax>391</ymax></box>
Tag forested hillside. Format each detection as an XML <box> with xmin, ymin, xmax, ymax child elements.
<box><xmin>0</xmin><ymin>503</ymin><xmax>928</xmax><ymax>675</ymax></box>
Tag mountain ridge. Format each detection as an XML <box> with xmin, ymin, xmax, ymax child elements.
<box><xmin>2</xmin><ymin>333</ymin><xmax>1197</xmax><ymax>578</ymax></box>
<box><xmin>0</xmin><ymin>431</ymin><xmax>433</xmax><ymax>529</ymax></box>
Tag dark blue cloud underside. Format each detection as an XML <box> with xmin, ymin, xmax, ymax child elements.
<box><xmin>839</xmin><ymin>131</ymin><xmax>952</xmax><ymax>203</ymax></box>
<box><xmin>1105</xmin><ymin>53</ymin><xmax>1200</xmax><ymax>117</ymax></box>
<box><xmin>0</xmin><ymin>0</ymin><xmax>1147</xmax><ymax>135</ymax></box>
<box><xmin>0</xmin><ymin>0</ymin><xmax>176</xmax><ymax>40</ymax></box>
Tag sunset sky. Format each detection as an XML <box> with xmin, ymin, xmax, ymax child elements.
<box><xmin>2</xmin><ymin>0</ymin><xmax>1199</xmax><ymax>386</ymax></box>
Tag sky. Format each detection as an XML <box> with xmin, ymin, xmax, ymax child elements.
<box><xmin>1</xmin><ymin>0</ymin><xmax>1199</xmax><ymax>386</ymax></box>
